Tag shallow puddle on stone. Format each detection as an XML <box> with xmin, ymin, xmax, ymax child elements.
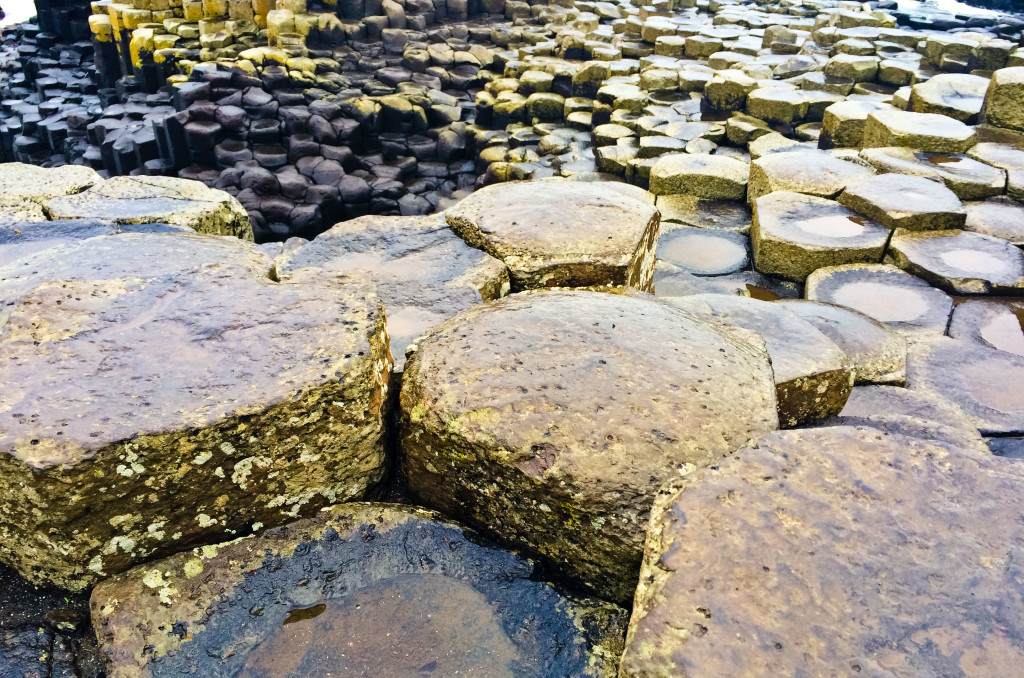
<box><xmin>920</xmin><ymin>153</ymin><xmax>962</xmax><ymax>166</ymax></box>
<box><xmin>963</xmin><ymin>360</ymin><xmax>1024</xmax><ymax>413</ymax></box>
<box><xmin>660</xmin><ymin>233</ymin><xmax>746</xmax><ymax>273</ymax></box>
<box><xmin>830</xmin><ymin>281</ymin><xmax>928</xmax><ymax>322</ymax></box>
<box><xmin>797</xmin><ymin>215</ymin><xmax>866</xmax><ymax>238</ymax></box>
<box><xmin>746</xmin><ymin>284</ymin><xmax>779</xmax><ymax>301</ymax></box>
<box><xmin>979</xmin><ymin>312</ymin><xmax>1024</xmax><ymax>357</ymax></box>
<box><xmin>238</xmin><ymin>575</ymin><xmax>521</xmax><ymax>678</ymax></box>
<box><xmin>938</xmin><ymin>248</ymin><xmax>1011</xmax><ymax>276</ymax></box>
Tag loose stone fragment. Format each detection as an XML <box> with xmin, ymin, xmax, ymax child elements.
<box><xmin>91</xmin><ymin>504</ymin><xmax>628</xmax><ymax>678</ymax></box>
<box><xmin>949</xmin><ymin>300</ymin><xmax>1024</xmax><ymax>357</ymax></box>
<box><xmin>751</xmin><ymin>191</ymin><xmax>889</xmax><ymax>281</ymax></box>
<box><xmin>622</xmin><ymin>426</ymin><xmax>1024</xmax><ymax>678</ymax></box>
<box><xmin>664</xmin><ymin>294</ymin><xmax>852</xmax><ymax>428</ymax></box>
<box><xmin>908</xmin><ymin>337</ymin><xmax>1024</xmax><ymax>434</ymax></box>
<box><xmin>776</xmin><ymin>300</ymin><xmax>907</xmax><ymax>385</ymax></box>
<box><xmin>862</xmin><ymin>109</ymin><xmax>978</xmax><ymax>153</ymax></box>
<box><xmin>806</xmin><ymin>263</ymin><xmax>953</xmax><ymax>336</ymax></box>
<box><xmin>838</xmin><ymin>173</ymin><xmax>965</xmax><ymax>231</ymax></box>
<box><xmin>747</xmin><ymin>149</ymin><xmax>875</xmax><ymax>202</ymax></box>
<box><xmin>444</xmin><ymin>180</ymin><xmax>660</xmax><ymax>292</ymax></box>
<box><xmin>274</xmin><ymin>215</ymin><xmax>509</xmax><ymax>370</ymax></box>
<box><xmin>649</xmin><ymin>154</ymin><xmax>749</xmax><ymax>199</ymax></box>
<box><xmin>45</xmin><ymin>175</ymin><xmax>254</xmax><ymax>240</ymax></box>
<box><xmin>860</xmin><ymin>147</ymin><xmax>1007</xmax><ymax>200</ymax></box>
<box><xmin>400</xmin><ymin>291</ymin><xmax>779</xmax><ymax>603</ymax></box>
<box><xmin>888</xmin><ymin>229</ymin><xmax>1024</xmax><ymax>294</ymax></box>
<box><xmin>657</xmin><ymin>225</ymin><xmax>748</xmax><ymax>276</ymax></box>
<box><xmin>0</xmin><ymin>233</ymin><xmax>391</xmax><ymax>590</ymax></box>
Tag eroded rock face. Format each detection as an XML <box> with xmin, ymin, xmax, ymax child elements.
<box><xmin>444</xmin><ymin>180</ymin><xmax>660</xmax><ymax>292</ymax></box>
<box><xmin>0</xmin><ymin>233</ymin><xmax>392</xmax><ymax>590</ymax></box>
<box><xmin>45</xmin><ymin>175</ymin><xmax>254</xmax><ymax>241</ymax></box>
<box><xmin>91</xmin><ymin>504</ymin><xmax>628</xmax><ymax>678</ymax></box>
<box><xmin>665</xmin><ymin>294</ymin><xmax>853</xmax><ymax>427</ymax></box>
<box><xmin>400</xmin><ymin>290</ymin><xmax>778</xmax><ymax>603</ymax></box>
<box><xmin>274</xmin><ymin>214</ymin><xmax>509</xmax><ymax>370</ymax></box>
<box><xmin>621</xmin><ymin>426</ymin><xmax>1024</xmax><ymax>678</ymax></box>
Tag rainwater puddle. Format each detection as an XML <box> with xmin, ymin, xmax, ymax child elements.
<box><xmin>830</xmin><ymin>281</ymin><xmax>928</xmax><ymax>322</ymax></box>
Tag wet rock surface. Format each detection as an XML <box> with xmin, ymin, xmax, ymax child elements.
<box><xmin>621</xmin><ymin>426</ymin><xmax>1024</xmax><ymax>678</ymax></box>
<box><xmin>91</xmin><ymin>503</ymin><xmax>628</xmax><ymax>678</ymax></box>
<box><xmin>400</xmin><ymin>290</ymin><xmax>778</xmax><ymax>603</ymax></box>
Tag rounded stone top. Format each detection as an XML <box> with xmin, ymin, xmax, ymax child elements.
<box><xmin>402</xmin><ymin>290</ymin><xmax>779</xmax><ymax>489</ymax></box>
<box><xmin>621</xmin><ymin>425</ymin><xmax>1024</xmax><ymax>677</ymax></box>
<box><xmin>0</xmin><ymin>234</ymin><xmax>387</xmax><ymax>468</ymax></box>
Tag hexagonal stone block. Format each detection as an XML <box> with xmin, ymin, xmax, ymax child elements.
<box><xmin>807</xmin><ymin>263</ymin><xmax>953</xmax><ymax>336</ymax></box>
<box><xmin>983</xmin><ymin>66</ymin><xmax>1024</xmax><ymax>132</ymax></box>
<box><xmin>964</xmin><ymin>198</ymin><xmax>1024</xmax><ymax>245</ymax></box>
<box><xmin>622</xmin><ymin>426</ymin><xmax>1024</xmax><ymax>677</ymax></box>
<box><xmin>838</xmin><ymin>173</ymin><xmax>965</xmax><ymax>231</ymax></box>
<box><xmin>665</xmin><ymin>294</ymin><xmax>853</xmax><ymax>428</ymax></box>
<box><xmin>776</xmin><ymin>299</ymin><xmax>906</xmax><ymax>385</ymax></box>
<box><xmin>400</xmin><ymin>291</ymin><xmax>779</xmax><ymax>603</ymax></box>
<box><xmin>752</xmin><ymin>191</ymin><xmax>889</xmax><ymax>281</ymax></box>
<box><xmin>821</xmin><ymin>100</ymin><xmax>893</xmax><ymax>148</ymax></box>
<box><xmin>746</xmin><ymin>87</ymin><xmax>809</xmax><ymax>123</ymax></box>
<box><xmin>888</xmin><ymin>229</ymin><xmax>1024</xmax><ymax>294</ymax></box>
<box><xmin>649</xmin><ymin>154</ymin><xmax>749</xmax><ymax>199</ymax></box>
<box><xmin>862</xmin><ymin>110</ymin><xmax>978</xmax><ymax>153</ymax></box>
<box><xmin>45</xmin><ymin>175</ymin><xmax>254</xmax><ymax>240</ymax></box>
<box><xmin>445</xmin><ymin>180</ymin><xmax>660</xmax><ymax>292</ymax></box>
<box><xmin>91</xmin><ymin>504</ymin><xmax>628</xmax><ymax>677</ymax></box>
<box><xmin>909</xmin><ymin>73</ymin><xmax>990</xmax><ymax>123</ymax></box>
<box><xmin>657</xmin><ymin>225</ymin><xmax>749</xmax><ymax>276</ymax></box>
<box><xmin>0</xmin><ymin>233</ymin><xmax>391</xmax><ymax>590</ymax></box>
<box><xmin>909</xmin><ymin>336</ymin><xmax>1024</xmax><ymax>434</ymax></box>
<box><xmin>274</xmin><ymin>214</ymin><xmax>509</xmax><ymax>371</ymax></box>
<box><xmin>860</xmin><ymin>147</ymin><xmax>1007</xmax><ymax>200</ymax></box>
<box><xmin>655</xmin><ymin>195</ymin><xmax>752</xmax><ymax>233</ymax></box>
<box><xmin>968</xmin><ymin>141</ymin><xmax>1024</xmax><ymax>202</ymax></box>
<box><xmin>950</xmin><ymin>300</ymin><xmax>1024</xmax><ymax>357</ymax></box>
<box><xmin>748</xmin><ymin>149</ymin><xmax>876</xmax><ymax>202</ymax></box>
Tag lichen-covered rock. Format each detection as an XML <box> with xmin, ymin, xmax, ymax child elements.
<box><xmin>621</xmin><ymin>426</ymin><xmax>1024</xmax><ymax>678</ymax></box>
<box><xmin>983</xmin><ymin>67</ymin><xmax>1024</xmax><ymax>132</ymax></box>
<box><xmin>0</xmin><ymin>163</ymin><xmax>102</xmax><ymax>203</ymax></box>
<box><xmin>91</xmin><ymin>503</ymin><xmax>628</xmax><ymax>678</ymax></box>
<box><xmin>751</xmin><ymin>191</ymin><xmax>889</xmax><ymax>281</ymax></box>
<box><xmin>45</xmin><ymin>175</ymin><xmax>254</xmax><ymax>241</ymax></box>
<box><xmin>665</xmin><ymin>294</ymin><xmax>853</xmax><ymax>427</ymax></box>
<box><xmin>444</xmin><ymin>180</ymin><xmax>660</xmax><ymax>292</ymax></box>
<box><xmin>0</xmin><ymin>233</ymin><xmax>391</xmax><ymax>590</ymax></box>
<box><xmin>274</xmin><ymin>214</ymin><xmax>509</xmax><ymax>370</ymax></box>
<box><xmin>400</xmin><ymin>291</ymin><xmax>778</xmax><ymax>603</ymax></box>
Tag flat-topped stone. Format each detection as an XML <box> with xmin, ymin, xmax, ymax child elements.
<box><xmin>983</xmin><ymin>66</ymin><xmax>1024</xmax><ymax>133</ymax></box>
<box><xmin>655</xmin><ymin>195</ymin><xmax>752</xmax><ymax>233</ymax></box>
<box><xmin>622</xmin><ymin>426</ymin><xmax>1024</xmax><ymax>678</ymax></box>
<box><xmin>91</xmin><ymin>504</ymin><xmax>628</xmax><ymax>678</ymax></box>
<box><xmin>821</xmin><ymin>100</ymin><xmax>893</xmax><ymax>148</ymax></box>
<box><xmin>839</xmin><ymin>385</ymin><xmax>979</xmax><ymax>436</ymax></box>
<box><xmin>751</xmin><ymin>191</ymin><xmax>889</xmax><ymax>281</ymax></box>
<box><xmin>657</xmin><ymin>225</ymin><xmax>749</xmax><ymax>276</ymax></box>
<box><xmin>860</xmin><ymin>147</ymin><xmax>1007</xmax><ymax>200</ymax></box>
<box><xmin>664</xmin><ymin>294</ymin><xmax>852</xmax><ymax>427</ymax></box>
<box><xmin>908</xmin><ymin>336</ymin><xmax>1024</xmax><ymax>435</ymax></box>
<box><xmin>964</xmin><ymin>198</ymin><xmax>1024</xmax><ymax>245</ymax></box>
<box><xmin>649</xmin><ymin>153</ymin><xmax>749</xmax><ymax>200</ymax></box>
<box><xmin>45</xmin><ymin>175</ymin><xmax>254</xmax><ymax>241</ymax></box>
<box><xmin>967</xmin><ymin>140</ymin><xmax>1024</xmax><ymax>201</ymax></box>
<box><xmin>400</xmin><ymin>290</ymin><xmax>778</xmax><ymax>603</ymax></box>
<box><xmin>950</xmin><ymin>300</ymin><xmax>1024</xmax><ymax>357</ymax></box>
<box><xmin>776</xmin><ymin>299</ymin><xmax>907</xmax><ymax>385</ymax></box>
<box><xmin>910</xmin><ymin>73</ymin><xmax>989</xmax><ymax>123</ymax></box>
<box><xmin>0</xmin><ymin>233</ymin><xmax>391</xmax><ymax>590</ymax></box>
<box><xmin>0</xmin><ymin>163</ymin><xmax>102</xmax><ymax>203</ymax></box>
<box><xmin>274</xmin><ymin>214</ymin><xmax>509</xmax><ymax>371</ymax></box>
<box><xmin>806</xmin><ymin>263</ymin><xmax>954</xmax><ymax>336</ymax></box>
<box><xmin>444</xmin><ymin>180</ymin><xmax>660</xmax><ymax>292</ymax></box>
<box><xmin>862</xmin><ymin>109</ymin><xmax>978</xmax><ymax>153</ymax></box>
<box><xmin>748</xmin><ymin>149</ymin><xmax>875</xmax><ymax>202</ymax></box>
<box><xmin>839</xmin><ymin>173</ymin><xmax>965</xmax><ymax>231</ymax></box>
<box><xmin>889</xmin><ymin>229</ymin><xmax>1024</xmax><ymax>294</ymax></box>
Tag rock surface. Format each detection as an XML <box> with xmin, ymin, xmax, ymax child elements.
<box><xmin>401</xmin><ymin>290</ymin><xmax>778</xmax><ymax>603</ymax></box>
<box><xmin>91</xmin><ymin>504</ymin><xmax>628</xmax><ymax>678</ymax></box>
<box><xmin>0</xmin><ymin>231</ymin><xmax>392</xmax><ymax>590</ymax></box>
<box><xmin>444</xmin><ymin>181</ymin><xmax>660</xmax><ymax>292</ymax></box>
<box><xmin>621</xmin><ymin>426</ymin><xmax>1024</xmax><ymax>678</ymax></box>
